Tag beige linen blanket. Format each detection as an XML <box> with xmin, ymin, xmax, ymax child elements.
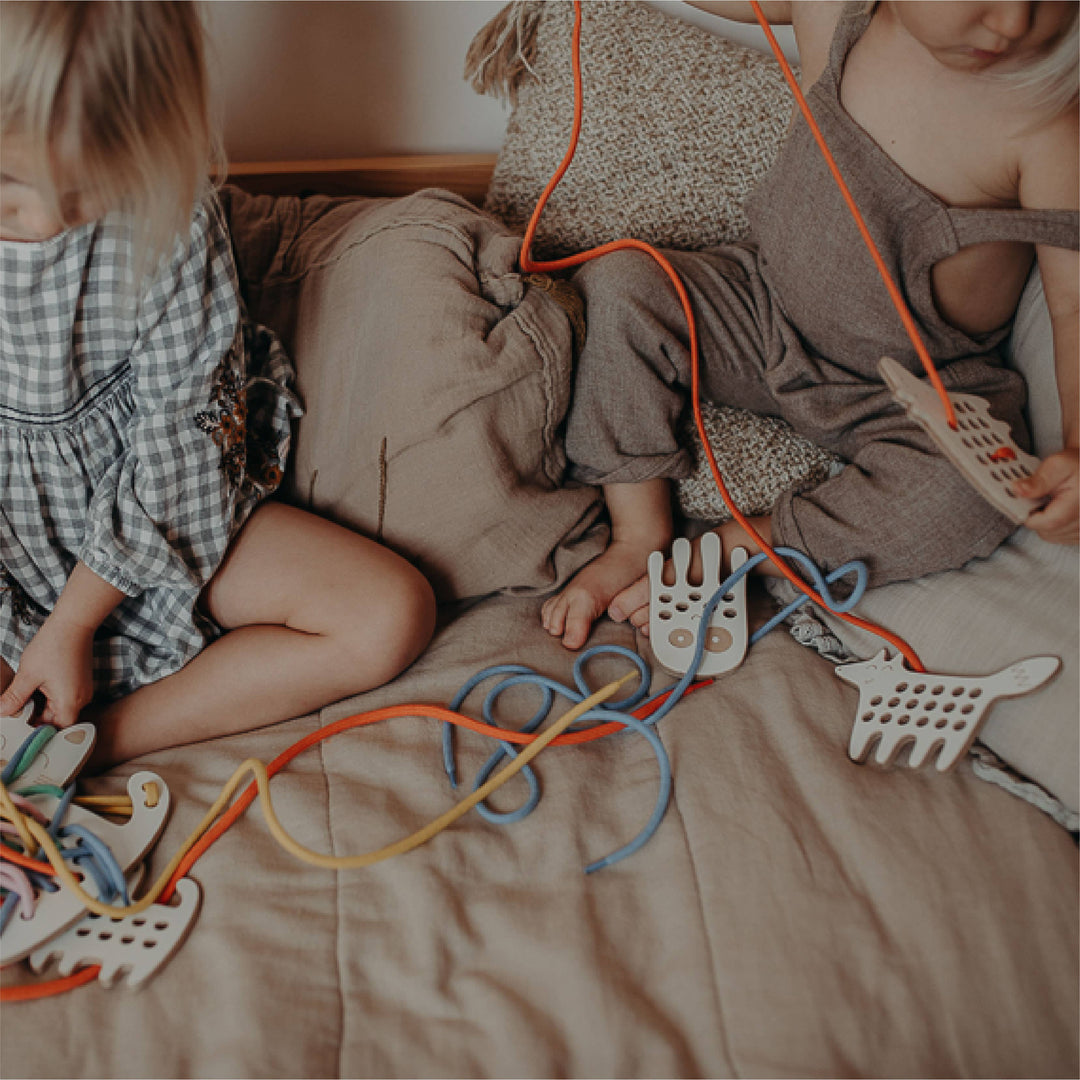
<box><xmin>2</xmin><ymin>592</ymin><xmax>1076</xmax><ymax>1078</ymax></box>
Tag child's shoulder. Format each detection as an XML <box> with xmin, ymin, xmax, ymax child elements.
<box><xmin>1016</xmin><ymin>105</ymin><xmax>1079</xmax><ymax>214</ymax></box>
<box><xmin>789</xmin><ymin>1</ymin><xmax>848</xmax><ymax>86</ymax></box>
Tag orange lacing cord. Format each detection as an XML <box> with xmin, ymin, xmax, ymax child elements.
<box><xmin>2</xmin><ymin>964</ymin><xmax>99</xmax><ymax>1002</ymax></box>
<box><xmin>519</xmin><ymin>0</ymin><xmax>925</xmax><ymax>670</ymax></box>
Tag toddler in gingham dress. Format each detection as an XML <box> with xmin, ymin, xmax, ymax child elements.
<box><xmin>1</xmin><ymin>1</ymin><xmax>436</xmax><ymax>766</ymax></box>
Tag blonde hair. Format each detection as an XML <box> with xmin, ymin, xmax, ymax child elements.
<box><xmin>995</xmin><ymin>7</ymin><xmax>1079</xmax><ymax>120</ymax></box>
<box><xmin>0</xmin><ymin>1</ymin><xmax>224</xmax><ymax>282</ymax></box>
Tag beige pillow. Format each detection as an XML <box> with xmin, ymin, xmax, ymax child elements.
<box><xmin>471</xmin><ymin>0</ymin><xmax>839</xmax><ymax>521</ymax></box>
<box><xmin>221</xmin><ymin>185</ymin><xmax>606</xmax><ymax>603</ymax></box>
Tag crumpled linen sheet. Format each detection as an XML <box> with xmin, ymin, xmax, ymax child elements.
<box><xmin>2</xmin><ymin>591</ymin><xmax>1076</xmax><ymax>1079</ymax></box>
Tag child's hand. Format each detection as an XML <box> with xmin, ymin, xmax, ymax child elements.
<box><xmin>0</xmin><ymin>615</ymin><xmax>96</xmax><ymax>727</ymax></box>
<box><xmin>1014</xmin><ymin>448</ymin><xmax>1079</xmax><ymax>545</ymax></box>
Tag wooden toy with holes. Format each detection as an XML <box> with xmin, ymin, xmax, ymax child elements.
<box><xmin>835</xmin><ymin>650</ymin><xmax>1060</xmax><ymax>771</ymax></box>
<box><xmin>648</xmin><ymin>533</ymin><xmax>749</xmax><ymax>678</ymax></box>
<box><xmin>1</xmin><ymin>700</ymin><xmax>97</xmax><ymax>793</ymax></box>
<box><xmin>0</xmin><ymin>771</ymin><xmax>171</xmax><ymax>966</ymax></box>
<box><xmin>879</xmin><ymin>355</ymin><xmax>1042</xmax><ymax>523</ymax></box>
<box><xmin>29</xmin><ymin>876</ymin><xmax>201</xmax><ymax>990</ymax></box>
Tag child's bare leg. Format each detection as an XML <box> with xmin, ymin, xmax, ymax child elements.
<box><xmin>542</xmin><ymin>478</ymin><xmax>674</xmax><ymax>650</ymax></box>
<box><xmin>86</xmin><ymin>502</ymin><xmax>436</xmax><ymax>768</ymax></box>
<box><xmin>608</xmin><ymin>514</ymin><xmax>778</xmax><ymax>635</ymax></box>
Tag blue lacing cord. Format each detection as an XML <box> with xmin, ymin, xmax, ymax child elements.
<box><xmin>0</xmin><ymin>890</ymin><xmax>20</xmax><ymax>933</ymax></box>
<box><xmin>1</xmin><ymin>725</ymin><xmax>56</xmax><ymax>785</ymax></box>
<box><xmin>57</xmin><ymin>825</ymin><xmax>130</xmax><ymax>906</ymax></box>
<box><xmin>439</xmin><ymin>547</ymin><xmax>868</xmax><ymax>873</ymax></box>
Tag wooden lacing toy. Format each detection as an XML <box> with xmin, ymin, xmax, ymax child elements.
<box><xmin>0</xmin><ymin>767</ymin><xmax>175</xmax><ymax>968</ymax></box>
<box><xmin>1</xmin><ymin>703</ymin><xmax>201</xmax><ymax>989</ymax></box>
<box><xmin>649</xmin><ymin>534</ymin><xmax>749</xmax><ymax>678</ymax></box>
<box><xmin>836</xmin><ymin>651</ymin><xmax>1060</xmax><ymax>771</ymax></box>
<box><xmin>28</xmin><ymin>875</ymin><xmax>201</xmax><ymax>991</ymax></box>
<box><xmin>878</xmin><ymin>356</ymin><xmax>1042</xmax><ymax>523</ymax></box>
<box><xmin>0</xmin><ymin>701</ymin><xmax>96</xmax><ymax>792</ymax></box>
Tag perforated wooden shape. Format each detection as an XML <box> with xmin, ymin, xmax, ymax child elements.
<box><xmin>1</xmin><ymin>703</ymin><xmax>97</xmax><ymax>792</ymax></box>
<box><xmin>835</xmin><ymin>650</ymin><xmax>1060</xmax><ymax>771</ymax></box>
<box><xmin>879</xmin><ymin>356</ymin><xmax>1041</xmax><ymax>523</ymax></box>
<box><xmin>29</xmin><ymin>876</ymin><xmax>201</xmax><ymax>990</ymax></box>
<box><xmin>0</xmin><ymin>772</ymin><xmax>171</xmax><ymax>966</ymax></box>
<box><xmin>648</xmin><ymin>533</ymin><xmax>749</xmax><ymax>677</ymax></box>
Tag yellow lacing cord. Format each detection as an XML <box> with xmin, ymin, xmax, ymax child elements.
<box><xmin>72</xmin><ymin>795</ymin><xmax>136</xmax><ymax>816</ymax></box>
<box><xmin>0</xmin><ymin>782</ymin><xmax>40</xmax><ymax>856</ymax></box>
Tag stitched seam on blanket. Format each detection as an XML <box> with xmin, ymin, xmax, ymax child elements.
<box><xmin>667</xmin><ymin>756</ymin><xmax>740</xmax><ymax>1077</ymax></box>
<box><xmin>315</xmin><ymin>730</ymin><xmax>347</xmax><ymax>1078</ymax></box>
<box><xmin>258</xmin><ymin>218</ymin><xmax>478</xmax><ymax>287</ymax></box>
<box><xmin>508</xmin><ymin>304</ymin><xmax>562</xmax><ymax>488</ymax></box>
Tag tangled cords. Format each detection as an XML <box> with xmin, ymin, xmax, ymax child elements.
<box><xmin>2</xmin><ymin>542</ymin><xmax>868</xmax><ymax>977</ymax></box>
<box><xmin>443</xmin><ymin>545</ymin><xmax>869</xmax><ymax>869</ymax></box>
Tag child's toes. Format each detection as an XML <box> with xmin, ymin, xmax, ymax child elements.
<box><xmin>541</xmin><ymin>595</ymin><xmax>567</xmax><ymax>636</ymax></box>
<box><xmin>609</xmin><ymin>575</ymin><xmax>650</xmax><ymax>623</ymax></box>
<box><xmin>561</xmin><ymin>594</ymin><xmax>601</xmax><ymax>651</ymax></box>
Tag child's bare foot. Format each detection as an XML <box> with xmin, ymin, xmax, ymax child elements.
<box><xmin>541</xmin><ymin>478</ymin><xmax>674</xmax><ymax>650</ymax></box>
<box><xmin>542</xmin><ymin>535</ymin><xmax>664</xmax><ymax>649</ymax></box>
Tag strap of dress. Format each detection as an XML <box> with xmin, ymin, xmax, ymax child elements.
<box><xmin>950</xmin><ymin>208</ymin><xmax>1080</xmax><ymax>251</ymax></box>
<box><xmin>820</xmin><ymin>4</ymin><xmax>875</xmax><ymax>93</ymax></box>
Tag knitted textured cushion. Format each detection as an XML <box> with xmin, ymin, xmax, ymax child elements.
<box><xmin>676</xmin><ymin>402</ymin><xmax>841</xmax><ymax>522</ymax></box>
<box><xmin>470</xmin><ymin>0</ymin><xmax>842</xmax><ymax>522</ymax></box>
<box><xmin>477</xmin><ymin>0</ymin><xmax>793</xmax><ymax>256</ymax></box>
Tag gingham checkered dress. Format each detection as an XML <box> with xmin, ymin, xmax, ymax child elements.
<box><xmin>1</xmin><ymin>193</ymin><xmax>299</xmax><ymax>701</ymax></box>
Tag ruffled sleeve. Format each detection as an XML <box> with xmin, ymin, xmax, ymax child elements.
<box><xmin>78</xmin><ymin>196</ymin><xmax>248</xmax><ymax>596</ymax></box>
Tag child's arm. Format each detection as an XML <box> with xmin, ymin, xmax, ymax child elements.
<box><xmin>685</xmin><ymin>1</ymin><xmax>792</xmax><ymax>22</ymax></box>
<box><xmin>1012</xmin><ymin>109</ymin><xmax>1079</xmax><ymax>545</ymax></box>
<box><xmin>685</xmin><ymin>2</ymin><xmax>845</xmax><ymax>88</ymax></box>
<box><xmin>0</xmin><ymin>564</ymin><xmax>124</xmax><ymax>726</ymax></box>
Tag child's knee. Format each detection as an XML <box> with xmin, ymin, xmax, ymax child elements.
<box><xmin>386</xmin><ymin>562</ymin><xmax>437</xmax><ymax>668</ymax></box>
<box><xmin>342</xmin><ymin>559</ymin><xmax>436</xmax><ymax>684</ymax></box>
<box><xmin>572</xmin><ymin>249</ymin><xmax>666</xmax><ymax>314</ymax></box>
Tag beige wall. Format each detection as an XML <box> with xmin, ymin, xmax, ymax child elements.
<box><xmin>206</xmin><ymin>1</ymin><xmax>796</xmax><ymax>164</ymax></box>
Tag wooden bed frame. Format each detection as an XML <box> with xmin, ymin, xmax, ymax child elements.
<box><xmin>226</xmin><ymin>152</ymin><xmax>498</xmax><ymax>203</ymax></box>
